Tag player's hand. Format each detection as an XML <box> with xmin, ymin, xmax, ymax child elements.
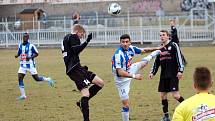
<box><xmin>134</xmin><ymin>74</ymin><xmax>142</xmax><ymax>80</ymax></box>
<box><xmin>158</xmin><ymin>44</ymin><xmax>165</xmax><ymax>50</ymax></box>
<box><xmin>86</xmin><ymin>33</ymin><xmax>92</xmax><ymax>42</ymax></box>
<box><xmin>149</xmin><ymin>73</ymin><xmax>154</xmax><ymax>80</ymax></box>
<box><xmin>177</xmin><ymin>72</ymin><xmax>183</xmax><ymax>80</ymax></box>
<box><xmin>15</xmin><ymin>54</ymin><xmax>19</xmax><ymax>58</ymax></box>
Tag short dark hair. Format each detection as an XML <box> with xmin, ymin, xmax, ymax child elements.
<box><xmin>23</xmin><ymin>32</ymin><xmax>29</xmax><ymax>37</ymax></box>
<box><xmin>160</xmin><ymin>30</ymin><xmax>170</xmax><ymax>36</ymax></box>
<box><xmin>193</xmin><ymin>66</ymin><xmax>212</xmax><ymax>90</ymax></box>
<box><xmin>120</xmin><ymin>34</ymin><xmax>130</xmax><ymax>41</ymax></box>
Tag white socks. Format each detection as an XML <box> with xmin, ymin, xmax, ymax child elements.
<box><xmin>122</xmin><ymin>112</ymin><xmax>129</xmax><ymax>121</ymax></box>
<box><xmin>19</xmin><ymin>87</ymin><xmax>26</xmax><ymax>98</ymax></box>
<box><xmin>122</xmin><ymin>107</ymin><xmax>129</xmax><ymax>121</ymax></box>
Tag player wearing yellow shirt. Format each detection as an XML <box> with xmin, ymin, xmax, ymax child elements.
<box><xmin>172</xmin><ymin>66</ymin><xmax>215</xmax><ymax>121</ymax></box>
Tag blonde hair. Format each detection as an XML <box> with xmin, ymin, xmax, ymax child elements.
<box><xmin>73</xmin><ymin>24</ymin><xmax>86</xmax><ymax>33</ymax></box>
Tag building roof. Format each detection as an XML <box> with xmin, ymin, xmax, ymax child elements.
<box><xmin>20</xmin><ymin>8</ymin><xmax>44</xmax><ymax>14</ymax></box>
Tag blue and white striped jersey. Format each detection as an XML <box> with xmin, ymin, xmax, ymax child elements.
<box><xmin>17</xmin><ymin>42</ymin><xmax>38</xmax><ymax>68</ymax></box>
<box><xmin>112</xmin><ymin>45</ymin><xmax>142</xmax><ymax>73</ymax></box>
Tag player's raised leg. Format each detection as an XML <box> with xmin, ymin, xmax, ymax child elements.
<box><xmin>142</xmin><ymin>50</ymin><xmax>161</xmax><ymax>62</ymax></box>
<box><xmin>32</xmin><ymin>74</ymin><xmax>55</xmax><ymax>87</ymax></box>
<box><xmin>89</xmin><ymin>75</ymin><xmax>104</xmax><ymax>99</ymax></box>
<box><xmin>128</xmin><ymin>50</ymin><xmax>161</xmax><ymax>74</ymax></box>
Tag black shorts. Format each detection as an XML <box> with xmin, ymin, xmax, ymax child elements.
<box><xmin>67</xmin><ymin>65</ymin><xmax>96</xmax><ymax>91</ymax></box>
<box><xmin>158</xmin><ymin>78</ymin><xmax>179</xmax><ymax>92</ymax></box>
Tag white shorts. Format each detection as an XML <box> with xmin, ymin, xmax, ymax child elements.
<box><xmin>115</xmin><ymin>62</ymin><xmax>143</xmax><ymax>100</ymax></box>
<box><xmin>18</xmin><ymin>66</ymin><xmax>38</xmax><ymax>75</ymax></box>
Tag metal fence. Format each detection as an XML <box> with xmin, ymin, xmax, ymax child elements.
<box><xmin>0</xmin><ymin>13</ymin><xmax>214</xmax><ymax>47</ymax></box>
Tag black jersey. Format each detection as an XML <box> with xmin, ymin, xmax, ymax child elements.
<box><xmin>170</xmin><ymin>26</ymin><xmax>179</xmax><ymax>44</ymax></box>
<box><xmin>61</xmin><ymin>34</ymin><xmax>88</xmax><ymax>74</ymax></box>
<box><xmin>150</xmin><ymin>41</ymin><xmax>184</xmax><ymax>79</ymax></box>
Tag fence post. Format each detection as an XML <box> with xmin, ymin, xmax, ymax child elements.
<box><xmin>33</xmin><ymin>17</ymin><xmax>35</xmax><ymax>30</ymax></box>
<box><xmin>5</xmin><ymin>17</ymin><xmax>8</xmax><ymax>47</ymax></box>
<box><xmin>64</xmin><ymin>16</ymin><xmax>66</xmax><ymax>30</ymax></box>
<box><xmin>105</xmin><ymin>19</ymin><xmax>107</xmax><ymax>45</ymax></box>
<box><xmin>37</xmin><ymin>21</ymin><xmax>40</xmax><ymax>47</ymax></box>
<box><xmin>213</xmin><ymin>2</ymin><xmax>215</xmax><ymax>41</ymax></box>
<box><xmin>140</xmin><ymin>17</ymin><xmax>143</xmax><ymax>44</ymax></box>
<box><xmin>96</xmin><ymin>11</ymin><xmax>99</xmax><ymax>40</ymax></box>
<box><xmin>127</xmin><ymin>10</ymin><xmax>130</xmax><ymax>34</ymax></box>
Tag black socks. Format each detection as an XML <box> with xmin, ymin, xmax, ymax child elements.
<box><xmin>177</xmin><ymin>96</ymin><xmax>184</xmax><ymax>103</ymax></box>
<box><xmin>89</xmin><ymin>84</ymin><xmax>102</xmax><ymax>99</ymax></box>
<box><xmin>162</xmin><ymin>99</ymin><xmax>168</xmax><ymax>114</ymax></box>
<box><xmin>81</xmin><ymin>96</ymin><xmax>89</xmax><ymax>121</ymax></box>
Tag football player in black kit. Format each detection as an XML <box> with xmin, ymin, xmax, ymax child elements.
<box><xmin>149</xmin><ymin>30</ymin><xmax>185</xmax><ymax>121</ymax></box>
<box><xmin>61</xmin><ymin>24</ymin><xmax>104</xmax><ymax>121</ymax></box>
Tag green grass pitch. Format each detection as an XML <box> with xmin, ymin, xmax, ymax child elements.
<box><xmin>0</xmin><ymin>47</ymin><xmax>214</xmax><ymax>121</ymax></box>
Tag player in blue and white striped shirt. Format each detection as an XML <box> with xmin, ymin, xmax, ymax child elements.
<box><xmin>15</xmin><ymin>33</ymin><xmax>55</xmax><ymax>100</ymax></box>
<box><xmin>112</xmin><ymin>34</ymin><xmax>162</xmax><ymax>121</ymax></box>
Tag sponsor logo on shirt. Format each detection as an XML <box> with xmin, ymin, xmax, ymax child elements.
<box><xmin>21</xmin><ymin>54</ymin><xmax>27</xmax><ymax>61</ymax></box>
<box><xmin>192</xmin><ymin>104</ymin><xmax>215</xmax><ymax>121</ymax></box>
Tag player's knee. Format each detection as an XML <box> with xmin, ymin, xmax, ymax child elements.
<box><xmin>122</xmin><ymin>99</ymin><xmax>129</xmax><ymax>107</ymax></box>
<box><xmin>93</xmin><ymin>78</ymin><xmax>104</xmax><ymax>87</ymax></box>
<box><xmin>18</xmin><ymin>74</ymin><xmax>25</xmax><ymax>80</ymax></box>
<box><xmin>99</xmin><ymin>80</ymin><xmax>104</xmax><ymax>87</ymax></box>
<box><xmin>32</xmin><ymin>76</ymin><xmax>39</xmax><ymax>81</ymax></box>
<box><xmin>160</xmin><ymin>95</ymin><xmax>167</xmax><ymax>100</ymax></box>
<box><xmin>141</xmin><ymin>61</ymin><xmax>148</xmax><ymax>68</ymax></box>
<box><xmin>32</xmin><ymin>75</ymin><xmax>41</xmax><ymax>81</ymax></box>
<box><xmin>172</xmin><ymin>93</ymin><xmax>180</xmax><ymax>99</ymax></box>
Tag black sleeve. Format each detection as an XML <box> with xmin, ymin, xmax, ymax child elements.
<box><xmin>171</xmin><ymin>26</ymin><xmax>179</xmax><ymax>44</ymax></box>
<box><xmin>70</xmin><ymin>36</ymin><xmax>89</xmax><ymax>55</ymax></box>
<box><xmin>150</xmin><ymin>55</ymin><xmax>160</xmax><ymax>75</ymax></box>
<box><xmin>172</xmin><ymin>42</ymin><xmax>184</xmax><ymax>73</ymax></box>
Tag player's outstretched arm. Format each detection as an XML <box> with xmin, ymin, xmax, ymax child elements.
<box><xmin>116</xmin><ymin>68</ymin><xmax>142</xmax><ymax>80</ymax></box>
<box><xmin>141</xmin><ymin>45</ymin><xmax>164</xmax><ymax>53</ymax></box>
<box><xmin>71</xmin><ymin>33</ymin><xmax>92</xmax><ymax>54</ymax></box>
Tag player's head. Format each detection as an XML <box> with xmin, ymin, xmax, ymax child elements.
<box><xmin>73</xmin><ymin>24</ymin><xmax>86</xmax><ymax>39</ymax></box>
<box><xmin>22</xmin><ymin>32</ymin><xmax>29</xmax><ymax>44</ymax></box>
<box><xmin>169</xmin><ymin>18</ymin><xmax>176</xmax><ymax>26</ymax></box>
<box><xmin>193</xmin><ymin>66</ymin><xmax>213</xmax><ymax>91</ymax></box>
<box><xmin>120</xmin><ymin>34</ymin><xmax>131</xmax><ymax>51</ymax></box>
<box><xmin>160</xmin><ymin>30</ymin><xmax>170</xmax><ymax>43</ymax></box>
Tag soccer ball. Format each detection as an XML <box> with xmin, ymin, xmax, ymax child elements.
<box><xmin>108</xmin><ymin>3</ymin><xmax>121</xmax><ymax>15</ymax></box>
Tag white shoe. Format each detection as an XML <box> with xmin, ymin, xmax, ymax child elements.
<box><xmin>16</xmin><ymin>95</ymin><xmax>27</xmax><ymax>100</ymax></box>
<box><xmin>47</xmin><ymin>77</ymin><xmax>55</xmax><ymax>87</ymax></box>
